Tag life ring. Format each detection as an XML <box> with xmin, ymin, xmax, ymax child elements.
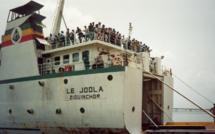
<box><xmin>58</xmin><ymin>67</ymin><xmax>65</xmax><ymax>73</ymax></box>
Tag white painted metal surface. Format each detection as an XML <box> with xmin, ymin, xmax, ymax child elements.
<box><xmin>124</xmin><ymin>67</ymin><xmax>143</xmax><ymax>134</ymax></box>
<box><xmin>0</xmin><ymin>41</ymin><xmax>39</xmax><ymax>80</ymax></box>
<box><xmin>141</xmin><ymin>52</ymin><xmax>150</xmax><ymax>72</ymax></box>
<box><xmin>154</xmin><ymin>57</ymin><xmax>162</xmax><ymax>75</ymax></box>
<box><xmin>163</xmin><ymin>72</ymin><xmax>174</xmax><ymax>123</ymax></box>
<box><xmin>0</xmin><ymin>67</ymin><xmax>144</xmax><ymax>133</ymax></box>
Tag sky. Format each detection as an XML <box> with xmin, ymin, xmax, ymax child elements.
<box><xmin>0</xmin><ymin>0</ymin><xmax>215</xmax><ymax>120</ymax></box>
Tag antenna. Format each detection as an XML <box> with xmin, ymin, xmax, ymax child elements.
<box><xmin>124</xmin><ymin>22</ymin><xmax>133</xmax><ymax>66</ymax></box>
<box><xmin>128</xmin><ymin>22</ymin><xmax>133</xmax><ymax>38</ymax></box>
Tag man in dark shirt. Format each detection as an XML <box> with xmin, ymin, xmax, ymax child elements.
<box><xmin>76</xmin><ymin>27</ymin><xmax>84</xmax><ymax>43</ymax></box>
<box><xmin>88</xmin><ymin>22</ymin><xmax>95</xmax><ymax>40</ymax></box>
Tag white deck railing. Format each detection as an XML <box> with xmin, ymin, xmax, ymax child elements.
<box><xmin>38</xmin><ymin>60</ymin><xmax>120</xmax><ymax>76</ymax></box>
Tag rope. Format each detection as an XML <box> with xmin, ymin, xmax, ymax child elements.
<box><xmin>173</xmin><ymin>73</ymin><xmax>214</xmax><ymax>105</ymax></box>
<box><xmin>62</xmin><ymin>14</ymin><xmax>68</xmax><ymax>30</ymax></box>
<box><xmin>144</xmin><ymin>70</ymin><xmax>215</xmax><ymax>119</ymax></box>
<box><xmin>142</xmin><ymin>110</ymin><xmax>159</xmax><ymax>128</ymax></box>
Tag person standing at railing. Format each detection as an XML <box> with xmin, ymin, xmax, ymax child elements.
<box><xmin>98</xmin><ymin>22</ymin><xmax>102</xmax><ymax>29</ymax></box>
<box><xmin>84</xmin><ymin>26</ymin><xmax>90</xmax><ymax>42</ymax></box>
<box><xmin>116</xmin><ymin>32</ymin><xmax>121</xmax><ymax>46</ymax></box>
<box><xmin>138</xmin><ymin>42</ymin><xmax>143</xmax><ymax>52</ymax></box>
<box><xmin>49</xmin><ymin>22</ymin><xmax>150</xmax><ymax>52</ymax></box>
<box><xmin>126</xmin><ymin>36</ymin><xmax>131</xmax><ymax>50</ymax></box>
<box><xmin>69</xmin><ymin>30</ymin><xmax>75</xmax><ymax>45</ymax></box>
<box><xmin>66</xmin><ymin>28</ymin><xmax>70</xmax><ymax>45</ymax></box>
<box><xmin>97</xmin><ymin>22</ymin><xmax>102</xmax><ymax>40</ymax></box>
<box><xmin>76</xmin><ymin>27</ymin><xmax>84</xmax><ymax>43</ymax></box>
<box><xmin>110</xmin><ymin>28</ymin><xmax>115</xmax><ymax>44</ymax></box>
<box><xmin>104</xmin><ymin>28</ymin><xmax>109</xmax><ymax>42</ymax></box>
<box><xmin>49</xmin><ymin>34</ymin><xmax>56</xmax><ymax>48</ymax></box>
<box><xmin>108</xmin><ymin>28</ymin><xmax>112</xmax><ymax>43</ymax></box>
<box><xmin>59</xmin><ymin>31</ymin><xmax>65</xmax><ymax>46</ymax></box>
<box><xmin>88</xmin><ymin>22</ymin><xmax>95</xmax><ymax>40</ymax></box>
<box><xmin>96</xmin><ymin>22</ymin><xmax>103</xmax><ymax>40</ymax></box>
<box><xmin>131</xmin><ymin>38</ymin><xmax>135</xmax><ymax>51</ymax></box>
<box><xmin>121</xmin><ymin>35</ymin><xmax>126</xmax><ymax>49</ymax></box>
<box><xmin>56</xmin><ymin>33</ymin><xmax>61</xmax><ymax>47</ymax></box>
<box><xmin>100</xmin><ymin>24</ymin><xmax>106</xmax><ymax>41</ymax></box>
<box><xmin>94</xmin><ymin>24</ymin><xmax>99</xmax><ymax>40</ymax></box>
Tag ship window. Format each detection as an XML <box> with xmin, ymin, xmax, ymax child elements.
<box><xmin>63</xmin><ymin>55</ymin><xmax>70</xmax><ymax>64</ymax></box>
<box><xmin>72</xmin><ymin>53</ymin><xmax>79</xmax><ymax>62</ymax></box>
<box><xmin>54</xmin><ymin>56</ymin><xmax>60</xmax><ymax>65</ymax></box>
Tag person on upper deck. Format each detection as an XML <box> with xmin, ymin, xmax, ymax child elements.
<box><xmin>127</xmin><ymin>36</ymin><xmax>131</xmax><ymax>50</ymax></box>
<box><xmin>84</xmin><ymin>26</ymin><xmax>90</xmax><ymax>41</ymax></box>
<box><xmin>88</xmin><ymin>22</ymin><xmax>95</xmax><ymax>40</ymax></box>
<box><xmin>59</xmin><ymin>31</ymin><xmax>65</xmax><ymax>46</ymax></box>
<box><xmin>47</xmin><ymin>21</ymin><xmax>152</xmax><ymax>53</ymax></box>
<box><xmin>66</xmin><ymin>28</ymin><xmax>70</xmax><ymax>45</ymax></box>
<box><xmin>70</xmin><ymin>30</ymin><xmax>75</xmax><ymax>45</ymax></box>
<box><xmin>76</xmin><ymin>27</ymin><xmax>84</xmax><ymax>43</ymax></box>
<box><xmin>49</xmin><ymin>34</ymin><xmax>56</xmax><ymax>48</ymax></box>
<box><xmin>121</xmin><ymin>35</ymin><xmax>126</xmax><ymax>48</ymax></box>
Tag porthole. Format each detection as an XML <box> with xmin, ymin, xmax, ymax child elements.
<box><xmin>56</xmin><ymin>108</ymin><xmax>62</xmax><ymax>114</ymax></box>
<box><xmin>80</xmin><ymin>107</ymin><xmax>85</xmax><ymax>114</ymax></box>
<box><xmin>132</xmin><ymin>106</ymin><xmax>135</xmax><ymax>112</ymax></box>
<box><xmin>64</xmin><ymin>79</ymin><xmax>68</xmax><ymax>84</ymax></box>
<box><xmin>38</xmin><ymin>81</ymin><xmax>45</xmax><ymax>87</ymax></box>
<box><xmin>9</xmin><ymin>85</ymin><xmax>14</xmax><ymax>90</ymax></box>
<box><xmin>107</xmin><ymin>75</ymin><xmax>113</xmax><ymax>81</ymax></box>
<box><xmin>27</xmin><ymin>109</ymin><xmax>34</xmax><ymax>114</ymax></box>
<box><xmin>9</xmin><ymin>109</ymin><xmax>12</xmax><ymax>114</ymax></box>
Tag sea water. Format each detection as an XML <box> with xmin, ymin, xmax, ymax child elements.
<box><xmin>173</xmin><ymin>111</ymin><xmax>214</xmax><ymax>122</ymax></box>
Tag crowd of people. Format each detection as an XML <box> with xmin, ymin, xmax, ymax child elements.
<box><xmin>48</xmin><ymin>22</ymin><xmax>151</xmax><ymax>53</ymax></box>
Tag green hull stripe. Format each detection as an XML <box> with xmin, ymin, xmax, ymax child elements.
<box><xmin>0</xmin><ymin>66</ymin><xmax>125</xmax><ymax>85</ymax></box>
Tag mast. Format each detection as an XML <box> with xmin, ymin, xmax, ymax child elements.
<box><xmin>52</xmin><ymin>0</ymin><xmax>65</xmax><ymax>36</ymax></box>
<box><xmin>124</xmin><ymin>23</ymin><xmax>133</xmax><ymax>66</ymax></box>
<box><xmin>128</xmin><ymin>22</ymin><xmax>133</xmax><ymax>38</ymax></box>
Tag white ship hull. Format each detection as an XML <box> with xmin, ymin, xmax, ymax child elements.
<box><xmin>0</xmin><ymin>66</ymin><xmax>143</xmax><ymax>134</ymax></box>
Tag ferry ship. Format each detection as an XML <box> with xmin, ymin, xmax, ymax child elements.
<box><xmin>0</xmin><ymin>1</ymin><xmax>214</xmax><ymax>134</ymax></box>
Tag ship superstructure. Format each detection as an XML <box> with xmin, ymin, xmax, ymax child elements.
<box><xmin>0</xmin><ymin>1</ymin><xmax>175</xmax><ymax>134</ymax></box>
